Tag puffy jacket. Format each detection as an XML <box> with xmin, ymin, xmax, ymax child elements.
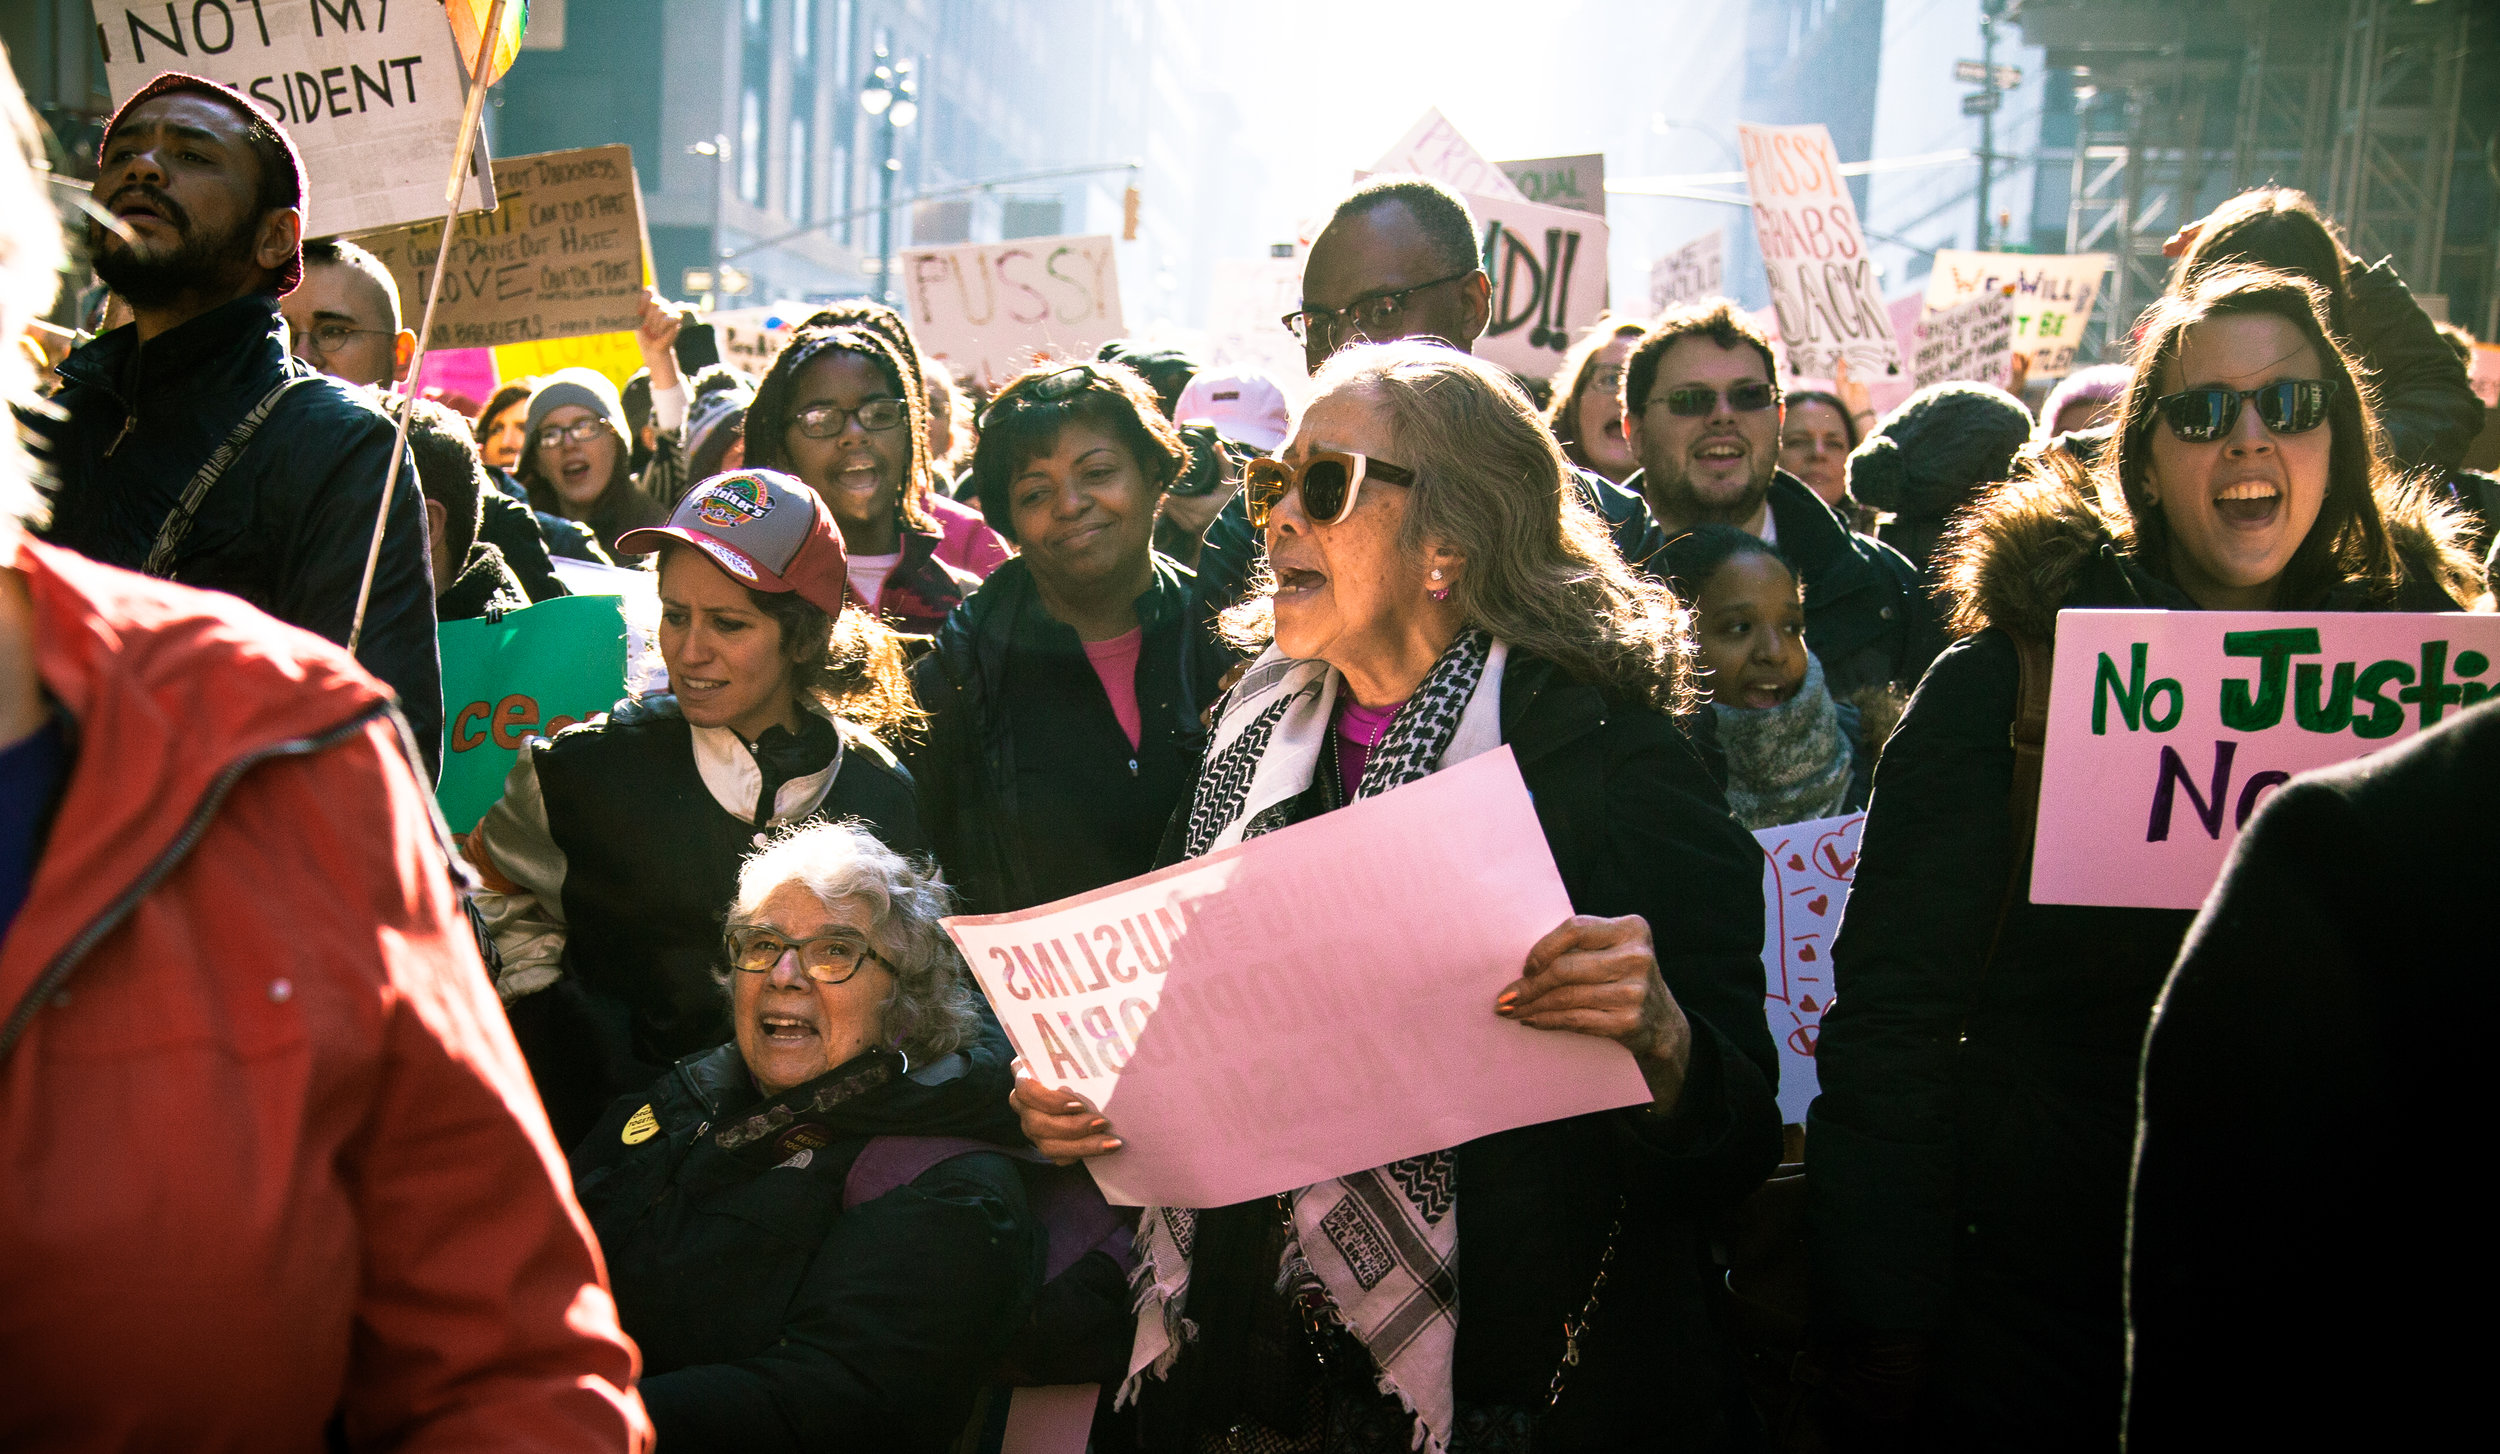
<box><xmin>572</xmin><ymin>1039</ymin><xmax>1039</xmax><ymax>1454</ymax></box>
<box><xmin>469</xmin><ymin>696</ymin><xmax>927</xmax><ymax>1144</ymax></box>
<box><xmin>1806</xmin><ymin>467</ymin><xmax>2483</xmax><ymax>1447</ymax></box>
<box><xmin>0</xmin><ymin>539</ymin><xmax>647</xmax><ymax>1453</ymax></box>
<box><xmin>906</xmin><ymin>552</ymin><xmax>1230</xmax><ymax>914</ymax></box>
<box><xmin>39</xmin><ymin>293</ymin><xmax>443</xmax><ymax>772</ymax></box>
<box><xmin>2345</xmin><ymin>254</ymin><xmax>2486</xmax><ymax>474</ymax></box>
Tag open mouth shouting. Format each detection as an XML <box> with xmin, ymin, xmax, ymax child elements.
<box><xmin>2212</xmin><ymin>477</ymin><xmax>2282</xmax><ymax>528</ymax></box>
<box><xmin>755</xmin><ymin>1008</ymin><xmax>822</xmax><ymax>1047</ymax></box>
<box><xmin>1273</xmin><ymin>560</ymin><xmax>1328</xmax><ymax>606</ymax></box>
<box><xmin>1692</xmin><ymin>435</ymin><xmax>1748</xmax><ymax>468</ymax></box>
<box><xmin>831</xmin><ymin>454</ymin><xmax>888</xmax><ymax>504</ymax></box>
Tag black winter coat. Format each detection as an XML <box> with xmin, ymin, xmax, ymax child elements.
<box><xmin>907</xmin><ymin>552</ymin><xmax>1230</xmax><ymax>914</ymax></box>
<box><xmin>2344</xmin><ymin>254</ymin><xmax>2486</xmax><ymax>474</ymax></box>
<box><xmin>2126</xmin><ymin>696</ymin><xmax>2500</xmax><ymax>1450</ymax></box>
<box><xmin>1807</xmin><ymin>467</ymin><xmax>2478</xmax><ymax>1448</ymax></box>
<box><xmin>573</xmin><ymin>1039</ymin><xmax>1040</xmax><ymax>1454</ymax></box>
<box><xmin>40</xmin><ymin>294</ymin><xmax>442</xmax><ymax>770</ymax></box>
<box><xmin>1132</xmin><ymin>652</ymin><xmax>1783</xmax><ymax>1452</ymax></box>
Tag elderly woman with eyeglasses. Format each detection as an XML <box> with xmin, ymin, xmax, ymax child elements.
<box><xmin>570</xmin><ymin>820</ymin><xmax>1041</xmax><ymax>1454</ymax></box>
<box><xmin>906</xmin><ymin>361</ymin><xmax>1237</xmax><ymax>915</ymax></box>
<box><xmin>1012</xmin><ymin>340</ymin><xmax>1780</xmax><ymax>1453</ymax></box>
<box><xmin>744</xmin><ymin>318</ymin><xmax>981</xmax><ymax>634</ymax></box>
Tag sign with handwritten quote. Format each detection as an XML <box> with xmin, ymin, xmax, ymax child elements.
<box><xmin>901</xmin><ymin>233</ymin><xmax>1124</xmax><ymax>389</ymax></box>
<box><xmin>1737</xmin><ymin>121</ymin><xmax>1900</xmax><ymax>380</ymax></box>
<box><xmin>1469</xmin><ymin>193</ymin><xmax>1608</xmax><ymax>379</ymax></box>
<box><xmin>1755</xmin><ymin>812</ymin><xmax>1863</xmax><ymax>1124</ymax></box>
<box><xmin>1924</xmin><ymin>250</ymin><xmax>2110</xmax><ymax>378</ymax></box>
<box><xmin>2033</xmin><ymin>610</ymin><xmax>2500</xmax><ymax>909</ymax></box>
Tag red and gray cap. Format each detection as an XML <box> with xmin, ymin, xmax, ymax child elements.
<box><xmin>99</xmin><ymin>72</ymin><xmax>308</xmax><ymax>296</ymax></box>
<box><xmin>618</xmin><ymin>470</ymin><xmax>851</xmax><ymax>618</ymax></box>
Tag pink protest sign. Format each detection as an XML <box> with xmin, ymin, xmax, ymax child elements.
<box><xmin>2032</xmin><ymin>610</ymin><xmax>2500</xmax><ymax>909</ymax></box>
<box><xmin>1754</xmin><ymin>812</ymin><xmax>1864</xmax><ymax>1125</ymax></box>
<box><xmin>942</xmin><ymin>748</ymin><xmax>1653</xmax><ymax>1208</ymax></box>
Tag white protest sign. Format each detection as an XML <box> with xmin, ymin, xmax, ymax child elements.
<box><xmin>1910</xmin><ymin>289</ymin><xmax>2014</xmax><ymax>390</ymax></box>
<box><xmin>1470</xmin><ymin>192</ymin><xmax>1609</xmax><ymax>380</ymax></box>
<box><xmin>709</xmin><ymin>304</ymin><xmax>800</xmax><ymax>374</ymax></box>
<box><xmin>95</xmin><ymin>0</ymin><xmax>493</xmax><ymax>237</ymax></box>
<box><xmin>1204</xmin><ymin>255</ymin><xmax>1310</xmax><ymax>407</ymax></box>
<box><xmin>899</xmin><ymin>233</ymin><xmax>1123</xmax><ymax>390</ymax></box>
<box><xmin>1373</xmin><ymin>108</ymin><xmax>1525</xmax><ymax>201</ymax></box>
<box><xmin>1737</xmin><ymin>122</ymin><xmax>1900</xmax><ymax>380</ymax></box>
<box><xmin>1755</xmin><ymin>812</ymin><xmax>1863</xmax><ymax>1126</ymax></box>
<box><xmin>1650</xmin><ymin>229</ymin><xmax>1726</xmax><ymax>312</ymax></box>
<box><xmin>1925</xmin><ymin>250</ymin><xmax>2110</xmax><ymax>378</ymax></box>
<box><xmin>2032</xmin><ymin>610</ymin><xmax>2500</xmax><ymax>909</ymax></box>
<box><xmin>942</xmin><ymin>748</ymin><xmax>1651</xmax><ymax>1208</ymax></box>
<box><xmin>1500</xmin><ymin>152</ymin><xmax>1605</xmax><ymax>217</ymax></box>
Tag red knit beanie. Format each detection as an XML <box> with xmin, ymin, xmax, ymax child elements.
<box><xmin>97</xmin><ymin>72</ymin><xmax>307</xmax><ymax>296</ymax></box>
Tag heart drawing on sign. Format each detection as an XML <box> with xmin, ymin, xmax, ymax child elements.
<box><xmin>1807</xmin><ymin>893</ymin><xmax>1830</xmax><ymax>917</ymax></box>
<box><xmin>1787</xmin><ymin>853</ymin><xmax>1807</xmax><ymax>872</ymax></box>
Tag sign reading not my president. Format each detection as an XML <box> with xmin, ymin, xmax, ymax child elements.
<box><xmin>95</xmin><ymin>0</ymin><xmax>493</xmax><ymax>237</ymax></box>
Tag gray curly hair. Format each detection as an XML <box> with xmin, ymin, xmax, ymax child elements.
<box><xmin>725</xmin><ymin>820</ymin><xmax>980</xmax><ymax>1063</ymax></box>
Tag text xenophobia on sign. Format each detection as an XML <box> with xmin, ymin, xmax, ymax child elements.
<box><xmin>2032</xmin><ymin>610</ymin><xmax>2500</xmax><ymax>909</ymax></box>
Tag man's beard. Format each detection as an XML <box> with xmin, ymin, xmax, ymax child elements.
<box><xmin>1647</xmin><ymin>449</ymin><xmax>1777</xmax><ymax>531</ymax></box>
<box><xmin>89</xmin><ymin>188</ymin><xmax>258</xmax><ymax>311</ymax></box>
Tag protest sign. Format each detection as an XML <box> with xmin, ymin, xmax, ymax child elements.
<box><xmin>1469</xmin><ymin>193</ymin><xmax>1609</xmax><ymax>379</ymax></box>
<box><xmin>1910</xmin><ymin>289</ymin><xmax>2015</xmax><ymax>390</ymax></box>
<box><xmin>1650</xmin><ymin>229</ymin><xmax>1726</xmax><ymax>312</ymax></box>
<box><xmin>1372</xmin><ymin>108</ymin><xmax>1525</xmax><ymax>201</ymax></box>
<box><xmin>1204</xmin><ymin>255</ymin><xmax>1310</xmax><ymax>407</ymax></box>
<box><xmin>1737</xmin><ymin>122</ymin><xmax>1901</xmax><ymax>380</ymax></box>
<box><xmin>437</xmin><ymin>594</ymin><xmax>628</xmax><ymax>837</ymax></box>
<box><xmin>1924</xmin><ymin>250</ymin><xmax>2110</xmax><ymax>377</ymax></box>
<box><xmin>95</xmin><ymin>0</ymin><xmax>493</xmax><ymax>237</ymax></box>
<box><xmin>710</xmin><ymin>305</ymin><xmax>801</xmax><ymax>374</ymax></box>
<box><xmin>899</xmin><ymin>233</ymin><xmax>1124</xmax><ymax>389</ymax></box>
<box><xmin>943</xmin><ymin>748</ymin><xmax>1652</xmax><ymax>1208</ymax></box>
<box><xmin>490</xmin><ymin>328</ymin><xmax>643</xmax><ymax>390</ymax></box>
<box><xmin>2032</xmin><ymin>610</ymin><xmax>2500</xmax><ymax>910</ymax></box>
<box><xmin>350</xmin><ymin>145</ymin><xmax>648</xmax><ymax>350</ymax></box>
<box><xmin>1755</xmin><ymin>812</ymin><xmax>1863</xmax><ymax>1126</ymax></box>
<box><xmin>1500</xmin><ymin>153</ymin><xmax>1605</xmax><ymax>217</ymax></box>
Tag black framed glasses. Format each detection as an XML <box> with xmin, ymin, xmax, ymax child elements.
<box><xmin>977</xmin><ymin>363</ymin><xmax>1107</xmax><ymax>428</ymax></box>
<box><xmin>2148</xmin><ymin>379</ymin><xmax>2335</xmax><ymax>443</ymax></box>
<box><xmin>1645</xmin><ymin>380</ymin><xmax>1780</xmax><ymax>417</ymax></box>
<box><xmin>725</xmin><ymin>926</ymin><xmax>891</xmax><ymax>985</ymax></box>
<box><xmin>1245</xmin><ymin>450</ymin><xmax>1416</xmax><ymax>529</ymax></box>
<box><xmin>534</xmin><ymin>417</ymin><xmax>611</xmax><ymax>450</ymax></box>
<box><xmin>792</xmin><ymin>398</ymin><xmax>908</xmax><ymax>438</ymax></box>
<box><xmin>1281</xmin><ymin>268</ymin><xmax>1482</xmax><ymax>344</ymax></box>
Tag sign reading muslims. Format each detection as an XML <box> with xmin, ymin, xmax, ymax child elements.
<box><xmin>1737</xmin><ymin>121</ymin><xmax>1900</xmax><ymax>380</ymax></box>
<box><xmin>1924</xmin><ymin>250</ymin><xmax>2111</xmax><ymax>378</ymax></box>
<box><xmin>1755</xmin><ymin>811</ymin><xmax>1863</xmax><ymax>1125</ymax></box>
<box><xmin>351</xmin><ymin>146</ymin><xmax>648</xmax><ymax>350</ymax></box>
<box><xmin>1910</xmin><ymin>288</ymin><xmax>2015</xmax><ymax>390</ymax></box>
<box><xmin>437</xmin><ymin>594</ymin><xmax>629</xmax><ymax>840</ymax></box>
<box><xmin>1499</xmin><ymin>153</ymin><xmax>1605</xmax><ymax>217</ymax></box>
<box><xmin>94</xmin><ymin>0</ymin><xmax>494</xmax><ymax>237</ymax></box>
<box><xmin>2032</xmin><ymin>610</ymin><xmax>2500</xmax><ymax>909</ymax></box>
<box><xmin>1372</xmin><ymin>108</ymin><xmax>1526</xmax><ymax>201</ymax></box>
<box><xmin>1650</xmin><ymin>229</ymin><xmax>1726</xmax><ymax>312</ymax></box>
<box><xmin>899</xmin><ymin>233</ymin><xmax>1125</xmax><ymax>389</ymax></box>
<box><xmin>1468</xmin><ymin>193</ymin><xmax>1610</xmax><ymax>379</ymax></box>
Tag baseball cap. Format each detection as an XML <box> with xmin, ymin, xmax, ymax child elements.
<box><xmin>100</xmin><ymin>73</ymin><xmax>307</xmax><ymax>296</ymax></box>
<box><xmin>616</xmin><ymin>470</ymin><xmax>850</xmax><ymax>618</ymax></box>
<box><xmin>1175</xmin><ymin>367</ymin><xmax>1292</xmax><ymax>453</ymax></box>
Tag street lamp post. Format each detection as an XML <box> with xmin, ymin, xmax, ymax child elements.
<box><xmin>858</xmin><ymin>47</ymin><xmax>918</xmax><ymax>304</ymax></box>
<box><xmin>687</xmin><ymin>134</ymin><xmax>729</xmax><ymax>304</ymax></box>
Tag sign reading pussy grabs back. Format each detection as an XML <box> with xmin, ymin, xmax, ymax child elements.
<box><xmin>2031</xmin><ymin>610</ymin><xmax>2500</xmax><ymax>909</ymax></box>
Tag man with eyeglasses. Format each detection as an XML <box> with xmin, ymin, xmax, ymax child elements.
<box><xmin>283</xmin><ymin>238</ymin><xmax>414</xmax><ymax>389</ymax></box>
<box><xmin>1622</xmin><ymin>300</ymin><xmax>1937</xmax><ymax>698</ymax></box>
<box><xmin>38</xmin><ymin>74</ymin><xmax>442</xmax><ymax>772</ymax></box>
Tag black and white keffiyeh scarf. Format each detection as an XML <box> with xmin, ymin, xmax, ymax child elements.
<box><xmin>1125</xmin><ymin>629</ymin><xmax>1505</xmax><ymax>1454</ymax></box>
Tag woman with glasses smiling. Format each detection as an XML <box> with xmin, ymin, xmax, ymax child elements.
<box><xmin>569</xmin><ymin>820</ymin><xmax>1039</xmax><ymax>1454</ymax></box>
<box><xmin>745</xmin><ymin>319</ymin><xmax>980</xmax><ymax>635</ymax></box>
<box><xmin>1806</xmin><ymin>266</ymin><xmax>2487</xmax><ymax>1447</ymax></box>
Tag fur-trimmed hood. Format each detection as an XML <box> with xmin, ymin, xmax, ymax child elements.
<box><xmin>1935</xmin><ymin>457</ymin><xmax>2487</xmax><ymax>643</ymax></box>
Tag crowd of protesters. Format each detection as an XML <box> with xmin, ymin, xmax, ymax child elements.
<box><xmin>3</xmin><ymin>45</ymin><xmax>2495</xmax><ymax>1454</ymax></box>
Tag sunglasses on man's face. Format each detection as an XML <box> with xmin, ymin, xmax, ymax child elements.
<box><xmin>1244</xmin><ymin>450</ymin><xmax>1416</xmax><ymax>529</ymax></box>
<box><xmin>2148</xmin><ymin>379</ymin><xmax>2335</xmax><ymax>444</ymax></box>
<box><xmin>1645</xmin><ymin>380</ymin><xmax>1780</xmax><ymax>418</ymax></box>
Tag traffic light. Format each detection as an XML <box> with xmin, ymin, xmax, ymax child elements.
<box><xmin>1122</xmin><ymin>186</ymin><xmax>1141</xmax><ymax>241</ymax></box>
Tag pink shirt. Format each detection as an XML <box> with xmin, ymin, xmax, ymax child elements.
<box><xmin>1335</xmin><ymin>696</ymin><xmax>1405</xmax><ymax>800</ymax></box>
<box><xmin>925</xmin><ymin>491</ymin><xmax>1014</xmax><ymax>580</ymax></box>
<box><xmin>1082</xmin><ymin>628</ymin><xmax>1145</xmax><ymax>751</ymax></box>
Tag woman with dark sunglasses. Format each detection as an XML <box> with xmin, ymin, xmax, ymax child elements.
<box><xmin>907</xmin><ymin>361</ymin><xmax>1237</xmax><ymax>915</ymax></box>
<box><xmin>744</xmin><ymin>320</ymin><xmax>980</xmax><ymax>634</ymax></box>
<box><xmin>1806</xmin><ymin>266</ymin><xmax>2487</xmax><ymax>1448</ymax></box>
<box><xmin>1012</xmin><ymin>341</ymin><xmax>1779</xmax><ymax>1453</ymax></box>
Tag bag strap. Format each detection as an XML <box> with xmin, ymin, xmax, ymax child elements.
<box><xmin>142</xmin><ymin>375</ymin><xmax>312</xmax><ymax>578</ymax></box>
<box><xmin>842</xmin><ymin>1134</ymin><xmax>999</xmax><ymax>1210</ymax></box>
<box><xmin>1982</xmin><ymin>630</ymin><xmax>2056</xmax><ymax>968</ymax></box>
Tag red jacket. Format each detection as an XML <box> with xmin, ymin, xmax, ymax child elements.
<box><xmin>0</xmin><ymin>540</ymin><xmax>651</xmax><ymax>1452</ymax></box>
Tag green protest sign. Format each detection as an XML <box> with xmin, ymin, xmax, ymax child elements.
<box><xmin>436</xmin><ymin>594</ymin><xmax>629</xmax><ymax>836</ymax></box>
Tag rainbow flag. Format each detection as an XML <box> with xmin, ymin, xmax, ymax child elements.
<box><xmin>443</xmin><ymin>0</ymin><xmax>529</xmax><ymax>86</ymax></box>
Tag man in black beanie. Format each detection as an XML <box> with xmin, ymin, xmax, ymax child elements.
<box><xmin>1845</xmin><ymin>379</ymin><xmax>2036</xmax><ymax>591</ymax></box>
<box><xmin>38</xmin><ymin>73</ymin><xmax>441</xmax><ymax>772</ymax></box>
